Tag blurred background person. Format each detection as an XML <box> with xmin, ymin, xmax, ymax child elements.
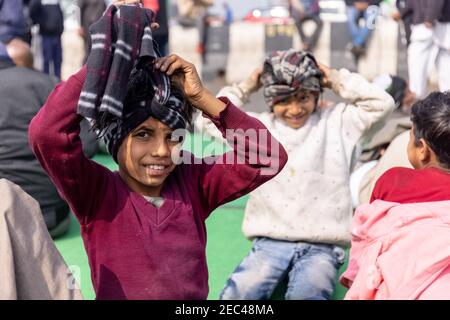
<box><xmin>177</xmin><ymin>0</ymin><xmax>214</xmax><ymax>62</ymax></box>
<box><xmin>345</xmin><ymin>0</ymin><xmax>382</xmax><ymax>59</ymax></box>
<box><xmin>29</xmin><ymin>0</ymin><xmax>64</xmax><ymax>78</ymax></box>
<box><xmin>78</xmin><ymin>0</ymin><xmax>107</xmax><ymax>62</ymax></box>
<box><xmin>142</xmin><ymin>0</ymin><xmax>169</xmax><ymax>56</ymax></box>
<box><xmin>402</xmin><ymin>0</ymin><xmax>450</xmax><ymax>99</ymax></box>
<box><xmin>0</xmin><ymin>0</ymin><xmax>31</xmax><ymax>44</ymax></box>
<box><xmin>350</xmin><ymin>73</ymin><xmax>418</xmax><ymax>208</ymax></box>
<box><xmin>0</xmin><ymin>38</ymin><xmax>98</xmax><ymax>237</ymax></box>
<box><xmin>289</xmin><ymin>0</ymin><xmax>323</xmax><ymax>52</ymax></box>
<box><xmin>392</xmin><ymin>0</ymin><xmax>413</xmax><ymax>46</ymax></box>
<box><xmin>222</xmin><ymin>1</ymin><xmax>233</xmax><ymax>25</ymax></box>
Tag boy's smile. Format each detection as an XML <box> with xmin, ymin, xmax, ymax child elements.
<box><xmin>117</xmin><ymin>117</ymin><xmax>181</xmax><ymax>197</ymax></box>
<box><xmin>273</xmin><ymin>90</ymin><xmax>318</xmax><ymax>129</ymax></box>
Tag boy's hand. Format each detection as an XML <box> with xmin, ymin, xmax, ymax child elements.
<box><xmin>317</xmin><ymin>62</ymin><xmax>332</xmax><ymax>89</ymax></box>
<box><xmin>247</xmin><ymin>67</ymin><xmax>263</xmax><ymax>93</ymax></box>
<box><xmin>154</xmin><ymin>54</ymin><xmax>206</xmax><ymax>105</ymax></box>
<box><xmin>155</xmin><ymin>54</ymin><xmax>226</xmax><ymax>116</ymax></box>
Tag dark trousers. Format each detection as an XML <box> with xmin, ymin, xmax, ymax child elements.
<box><xmin>42</xmin><ymin>35</ymin><xmax>62</xmax><ymax>78</ymax></box>
<box><xmin>294</xmin><ymin>14</ymin><xmax>323</xmax><ymax>51</ymax></box>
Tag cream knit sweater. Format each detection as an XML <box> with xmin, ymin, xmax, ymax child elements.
<box><xmin>195</xmin><ymin>69</ymin><xmax>395</xmax><ymax>246</ymax></box>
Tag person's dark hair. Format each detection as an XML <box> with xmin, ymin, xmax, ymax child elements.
<box><xmin>387</xmin><ymin>76</ymin><xmax>407</xmax><ymax>109</ymax></box>
<box><xmin>124</xmin><ymin>61</ymin><xmax>195</xmax><ymax>128</ymax></box>
<box><xmin>411</xmin><ymin>91</ymin><xmax>450</xmax><ymax>168</ymax></box>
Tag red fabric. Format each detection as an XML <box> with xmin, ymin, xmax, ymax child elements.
<box><xmin>142</xmin><ymin>0</ymin><xmax>159</xmax><ymax>13</ymax></box>
<box><xmin>371</xmin><ymin>167</ymin><xmax>450</xmax><ymax>204</ymax></box>
<box><xmin>28</xmin><ymin>67</ymin><xmax>287</xmax><ymax>299</ymax></box>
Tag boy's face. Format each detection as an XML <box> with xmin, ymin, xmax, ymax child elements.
<box><xmin>117</xmin><ymin>117</ymin><xmax>180</xmax><ymax>197</ymax></box>
<box><xmin>273</xmin><ymin>90</ymin><xmax>317</xmax><ymax>129</ymax></box>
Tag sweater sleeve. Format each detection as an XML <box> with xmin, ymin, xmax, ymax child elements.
<box><xmin>193</xmin><ymin>82</ymin><xmax>262</xmax><ymax>143</ymax></box>
<box><xmin>29</xmin><ymin>67</ymin><xmax>113</xmax><ymax>225</ymax></box>
<box><xmin>195</xmin><ymin>98</ymin><xmax>288</xmax><ymax>216</ymax></box>
<box><xmin>329</xmin><ymin>68</ymin><xmax>395</xmax><ymax>142</ymax></box>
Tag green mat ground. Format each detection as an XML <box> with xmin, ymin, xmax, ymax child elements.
<box><xmin>54</xmin><ymin>135</ymin><xmax>348</xmax><ymax>300</ymax></box>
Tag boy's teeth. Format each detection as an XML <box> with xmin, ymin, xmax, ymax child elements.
<box><xmin>147</xmin><ymin>165</ymin><xmax>165</xmax><ymax>170</ymax></box>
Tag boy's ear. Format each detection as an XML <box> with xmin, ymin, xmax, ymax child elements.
<box><xmin>418</xmin><ymin>138</ymin><xmax>433</xmax><ymax>164</ymax></box>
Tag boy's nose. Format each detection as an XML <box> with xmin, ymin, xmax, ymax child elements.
<box><xmin>288</xmin><ymin>103</ymin><xmax>303</xmax><ymax>114</ymax></box>
<box><xmin>153</xmin><ymin>140</ymin><xmax>171</xmax><ymax>157</ymax></box>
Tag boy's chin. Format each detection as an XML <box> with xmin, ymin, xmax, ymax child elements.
<box><xmin>141</xmin><ymin>176</ymin><xmax>167</xmax><ymax>188</ymax></box>
<box><xmin>284</xmin><ymin>121</ymin><xmax>305</xmax><ymax>129</ymax></box>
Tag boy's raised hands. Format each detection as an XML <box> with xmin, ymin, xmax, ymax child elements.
<box><xmin>317</xmin><ymin>62</ymin><xmax>333</xmax><ymax>89</ymax></box>
<box><xmin>155</xmin><ymin>54</ymin><xmax>226</xmax><ymax>117</ymax></box>
<box><xmin>243</xmin><ymin>67</ymin><xmax>264</xmax><ymax>94</ymax></box>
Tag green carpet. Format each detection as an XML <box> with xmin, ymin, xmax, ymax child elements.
<box><xmin>54</xmin><ymin>134</ymin><xmax>348</xmax><ymax>300</ymax></box>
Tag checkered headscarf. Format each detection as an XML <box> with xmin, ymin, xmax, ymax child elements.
<box><xmin>77</xmin><ymin>4</ymin><xmax>186</xmax><ymax>160</ymax></box>
<box><xmin>261</xmin><ymin>49</ymin><xmax>323</xmax><ymax>109</ymax></box>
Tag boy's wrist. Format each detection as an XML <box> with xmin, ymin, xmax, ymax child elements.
<box><xmin>191</xmin><ymin>88</ymin><xmax>226</xmax><ymax>117</ymax></box>
<box><xmin>189</xmin><ymin>87</ymin><xmax>213</xmax><ymax>109</ymax></box>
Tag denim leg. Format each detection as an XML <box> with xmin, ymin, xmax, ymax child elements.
<box><xmin>52</xmin><ymin>36</ymin><xmax>62</xmax><ymax>79</ymax></box>
<box><xmin>41</xmin><ymin>36</ymin><xmax>52</xmax><ymax>75</ymax></box>
<box><xmin>346</xmin><ymin>6</ymin><xmax>361</xmax><ymax>45</ymax></box>
<box><xmin>307</xmin><ymin>15</ymin><xmax>323</xmax><ymax>50</ymax></box>
<box><xmin>285</xmin><ymin>243</ymin><xmax>345</xmax><ymax>300</ymax></box>
<box><xmin>295</xmin><ymin>15</ymin><xmax>323</xmax><ymax>50</ymax></box>
<box><xmin>353</xmin><ymin>6</ymin><xmax>379</xmax><ymax>47</ymax></box>
<box><xmin>220</xmin><ymin>238</ymin><xmax>295</xmax><ymax>300</ymax></box>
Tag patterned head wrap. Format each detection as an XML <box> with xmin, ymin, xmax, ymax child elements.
<box><xmin>261</xmin><ymin>49</ymin><xmax>323</xmax><ymax>109</ymax></box>
<box><xmin>77</xmin><ymin>4</ymin><xmax>187</xmax><ymax>161</ymax></box>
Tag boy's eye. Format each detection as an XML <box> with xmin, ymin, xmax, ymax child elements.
<box><xmin>278</xmin><ymin>99</ymin><xmax>290</xmax><ymax>105</ymax></box>
<box><xmin>136</xmin><ymin>131</ymin><xmax>151</xmax><ymax>138</ymax></box>
<box><xmin>299</xmin><ymin>95</ymin><xmax>309</xmax><ymax>102</ymax></box>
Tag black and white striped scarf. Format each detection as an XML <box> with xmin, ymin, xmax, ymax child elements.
<box><xmin>77</xmin><ymin>4</ymin><xmax>186</xmax><ymax>159</ymax></box>
<box><xmin>261</xmin><ymin>49</ymin><xmax>323</xmax><ymax>109</ymax></box>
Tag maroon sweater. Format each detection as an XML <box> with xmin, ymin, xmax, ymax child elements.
<box><xmin>29</xmin><ymin>67</ymin><xmax>287</xmax><ymax>300</ymax></box>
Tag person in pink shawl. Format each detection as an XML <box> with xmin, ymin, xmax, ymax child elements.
<box><xmin>341</xmin><ymin>91</ymin><xmax>450</xmax><ymax>300</ymax></box>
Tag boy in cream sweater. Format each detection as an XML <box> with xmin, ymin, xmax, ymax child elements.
<box><xmin>196</xmin><ymin>49</ymin><xmax>395</xmax><ymax>300</ymax></box>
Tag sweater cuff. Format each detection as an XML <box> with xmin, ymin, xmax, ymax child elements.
<box><xmin>329</xmin><ymin>68</ymin><xmax>351</xmax><ymax>95</ymax></box>
<box><xmin>203</xmin><ymin>97</ymin><xmax>247</xmax><ymax>133</ymax></box>
<box><xmin>73</xmin><ymin>65</ymin><xmax>87</xmax><ymax>86</ymax></box>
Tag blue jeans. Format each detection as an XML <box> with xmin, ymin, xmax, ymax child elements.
<box><xmin>220</xmin><ymin>238</ymin><xmax>346</xmax><ymax>300</ymax></box>
<box><xmin>346</xmin><ymin>5</ymin><xmax>379</xmax><ymax>47</ymax></box>
<box><xmin>42</xmin><ymin>35</ymin><xmax>62</xmax><ymax>78</ymax></box>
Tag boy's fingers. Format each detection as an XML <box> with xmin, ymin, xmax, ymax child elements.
<box><xmin>166</xmin><ymin>60</ymin><xmax>183</xmax><ymax>75</ymax></box>
<box><xmin>160</xmin><ymin>55</ymin><xmax>177</xmax><ymax>71</ymax></box>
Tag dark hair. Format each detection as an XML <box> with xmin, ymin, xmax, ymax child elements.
<box><xmin>411</xmin><ymin>91</ymin><xmax>450</xmax><ymax>168</ymax></box>
<box><xmin>124</xmin><ymin>60</ymin><xmax>195</xmax><ymax>128</ymax></box>
<box><xmin>387</xmin><ymin>76</ymin><xmax>407</xmax><ymax>109</ymax></box>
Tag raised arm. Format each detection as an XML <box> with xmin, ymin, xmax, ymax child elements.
<box><xmin>193</xmin><ymin>67</ymin><xmax>263</xmax><ymax>142</ymax></box>
<box><xmin>319</xmin><ymin>63</ymin><xmax>395</xmax><ymax>140</ymax></box>
<box><xmin>29</xmin><ymin>67</ymin><xmax>112</xmax><ymax>225</ymax></box>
